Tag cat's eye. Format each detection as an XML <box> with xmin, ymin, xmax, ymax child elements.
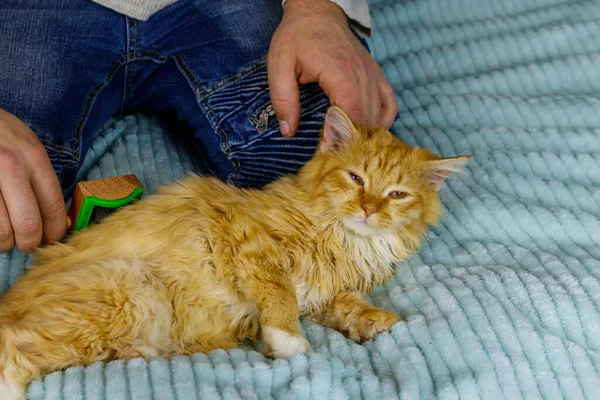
<box><xmin>388</xmin><ymin>191</ymin><xmax>408</xmax><ymax>199</ymax></box>
<box><xmin>349</xmin><ymin>172</ymin><xmax>364</xmax><ymax>187</ymax></box>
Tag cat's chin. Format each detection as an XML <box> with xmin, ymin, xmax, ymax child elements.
<box><xmin>343</xmin><ymin>218</ymin><xmax>382</xmax><ymax>236</ymax></box>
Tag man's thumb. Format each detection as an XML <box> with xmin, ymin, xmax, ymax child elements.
<box><xmin>268</xmin><ymin>57</ymin><xmax>301</xmax><ymax>137</ymax></box>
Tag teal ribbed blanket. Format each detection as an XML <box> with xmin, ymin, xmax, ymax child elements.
<box><xmin>2</xmin><ymin>0</ymin><xmax>600</xmax><ymax>398</ymax></box>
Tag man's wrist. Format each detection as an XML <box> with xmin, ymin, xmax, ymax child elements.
<box><xmin>281</xmin><ymin>0</ymin><xmax>372</xmax><ymax>37</ymax></box>
<box><xmin>283</xmin><ymin>0</ymin><xmax>347</xmax><ymax>22</ymax></box>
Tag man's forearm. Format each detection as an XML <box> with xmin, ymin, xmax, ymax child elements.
<box><xmin>282</xmin><ymin>0</ymin><xmax>372</xmax><ymax>37</ymax></box>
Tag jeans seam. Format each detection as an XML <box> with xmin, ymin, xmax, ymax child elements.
<box><xmin>121</xmin><ymin>17</ymin><xmax>138</xmax><ymax>111</ymax></box>
<box><xmin>39</xmin><ymin>138</ymin><xmax>77</xmax><ymax>156</ymax></box>
<box><xmin>198</xmin><ymin>58</ymin><xmax>267</xmax><ymax>99</ymax></box>
<box><xmin>173</xmin><ymin>54</ymin><xmax>240</xmax><ymax>173</ymax></box>
<box><xmin>38</xmin><ymin>138</ymin><xmax>78</xmax><ymax>155</ymax></box>
<box><xmin>129</xmin><ymin>20</ymin><xmax>138</xmax><ymax>100</ymax></box>
<box><xmin>121</xmin><ymin>17</ymin><xmax>131</xmax><ymax>114</ymax></box>
<box><xmin>175</xmin><ymin>54</ymin><xmax>202</xmax><ymax>92</ymax></box>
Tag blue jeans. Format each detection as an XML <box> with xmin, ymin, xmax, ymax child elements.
<box><xmin>0</xmin><ymin>0</ymin><xmax>364</xmax><ymax>189</ymax></box>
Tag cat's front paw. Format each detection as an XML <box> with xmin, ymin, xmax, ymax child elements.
<box><xmin>348</xmin><ymin>308</ymin><xmax>401</xmax><ymax>342</ymax></box>
<box><xmin>262</xmin><ymin>327</ymin><xmax>310</xmax><ymax>359</ymax></box>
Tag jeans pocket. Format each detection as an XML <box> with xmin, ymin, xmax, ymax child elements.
<box><xmin>204</xmin><ymin>60</ymin><xmax>330</xmax><ymax>187</ymax></box>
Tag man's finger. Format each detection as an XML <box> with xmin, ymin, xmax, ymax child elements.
<box><xmin>0</xmin><ymin>156</ymin><xmax>42</xmax><ymax>252</ymax></box>
<box><xmin>321</xmin><ymin>73</ymin><xmax>364</xmax><ymax>125</ymax></box>
<box><xmin>351</xmin><ymin>66</ymin><xmax>373</xmax><ymax>127</ymax></box>
<box><xmin>0</xmin><ymin>192</ymin><xmax>14</xmax><ymax>252</ymax></box>
<box><xmin>379</xmin><ymin>77</ymin><xmax>398</xmax><ymax>128</ymax></box>
<box><xmin>369</xmin><ymin>78</ymin><xmax>381</xmax><ymax>127</ymax></box>
<box><xmin>268</xmin><ymin>51</ymin><xmax>300</xmax><ymax>137</ymax></box>
<box><xmin>28</xmin><ymin>147</ymin><xmax>66</xmax><ymax>244</ymax></box>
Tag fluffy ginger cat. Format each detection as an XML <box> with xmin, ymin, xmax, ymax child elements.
<box><xmin>0</xmin><ymin>106</ymin><xmax>468</xmax><ymax>399</ymax></box>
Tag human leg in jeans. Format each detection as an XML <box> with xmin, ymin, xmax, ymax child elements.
<box><xmin>123</xmin><ymin>0</ymin><xmax>384</xmax><ymax>187</ymax></box>
<box><xmin>0</xmin><ymin>0</ymin><xmax>397</xmax><ymax>251</ymax></box>
<box><xmin>0</xmin><ymin>1</ymin><xmax>127</xmax><ymax>252</ymax></box>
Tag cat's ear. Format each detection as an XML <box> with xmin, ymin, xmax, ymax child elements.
<box><xmin>320</xmin><ymin>106</ymin><xmax>358</xmax><ymax>152</ymax></box>
<box><xmin>422</xmin><ymin>156</ymin><xmax>470</xmax><ymax>190</ymax></box>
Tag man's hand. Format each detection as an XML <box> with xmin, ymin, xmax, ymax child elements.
<box><xmin>267</xmin><ymin>0</ymin><xmax>398</xmax><ymax>137</ymax></box>
<box><xmin>0</xmin><ymin>108</ymin><xmax>66</xmax><ymax>252</ymax></box>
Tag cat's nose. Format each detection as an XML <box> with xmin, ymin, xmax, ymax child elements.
<box><xmin>362</xmin><ymin>204</ymin><xmax>377</xmax><ymax>218</ymax></box>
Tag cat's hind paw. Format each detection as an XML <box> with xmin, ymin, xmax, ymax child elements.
<box><xmin>349</xmin><ymin>308</ymin><xmax>401</xmax><ymax>342</ymax></box>
<box><xmin>262</xmin><ymin>327</ymin><xmax>310</xmax><ymax>359</ymax></box>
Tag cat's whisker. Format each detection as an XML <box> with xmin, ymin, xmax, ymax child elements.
<box><xmin>305</xmin><ymin>211</ymin><xmax>342</xmax><ymax>241</ymax></box>
<box><xmin>305</xmin><ymin>217</ymin><xmax>334</xmax><ymax>241</ymax></box>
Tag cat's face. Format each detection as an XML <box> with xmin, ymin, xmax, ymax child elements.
<box><xmin>300</xmin><ymin>106</ymin><xmax>468</xmax><ymax>236</ymax></box>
